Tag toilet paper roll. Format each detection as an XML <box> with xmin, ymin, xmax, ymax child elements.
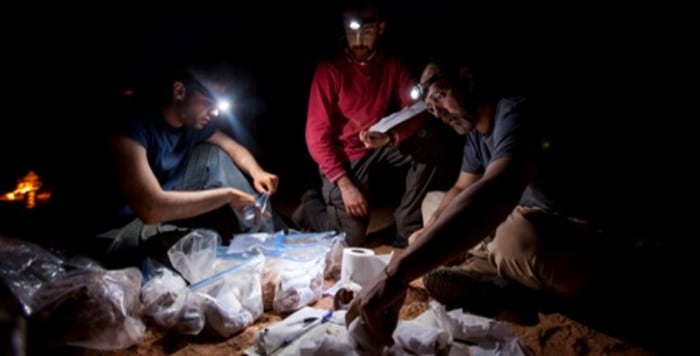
<box><xmin>340</xmin><ymin>248</ymin><xmax>389</xmax><ymax>287</ymax></box>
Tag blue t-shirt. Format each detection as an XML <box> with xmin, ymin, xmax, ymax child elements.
<box><xmin>461</xmin><ymin>96</ymin><xmax>595</xmax><ymax>219</ymax></box>
<box><xmin>109</xmin><ymin>109</ymin><xmax>217</xmax><ymax>225</ymax></box>
<box><xmin>123</xmin><ymin>111</ymin><xmax>216</xmax><ymax>190</ymax></box>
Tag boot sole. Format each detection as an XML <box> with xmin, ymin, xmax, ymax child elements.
<box><xmin>423</xmin><ymin>268</ymin><xmax>508</xmax><ymax>313</ymax></box>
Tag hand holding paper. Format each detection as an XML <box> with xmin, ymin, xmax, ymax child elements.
<box><xmin>368</xmin><ymin>101</ymin><xmax>428</xmax><ymax>133</ymax></box>
<box><xmin>358</xmin><ymin>130</ymin><xmax>390</xmax><ymax>148</ymax></box>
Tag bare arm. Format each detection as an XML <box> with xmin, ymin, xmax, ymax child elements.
<box><xmin>111</xmin><ymin>136</ymin><xmax>255</xmax><ymax>224</ymax></box>
<box><xmin>208</xmin><ymin>130</ymin><xmax>279</xmax><ymax>194</ymax></box>
<box><xmin>390</xmin><ymin>157</ymin><xmax>534</xmax><ymax>286</ymax></box>
<box><xmin>208</xmin><ymin>130</ymin><xmax>263</xmax><ymax>177</ymax></box>
<box><xmin>336</xmin><ymin>174</ymin><xmax>368</xmax><ymax>217</ymax></box>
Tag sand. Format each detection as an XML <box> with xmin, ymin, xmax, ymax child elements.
<box><xmin>35</xmin><ymin>245</ymin><xmax>660</xmax><ymax>355</ymax></box>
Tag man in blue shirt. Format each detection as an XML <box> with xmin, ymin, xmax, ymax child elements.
<box><xmin>94</xmin><ymin>58</ymin><xmax>283</xmax><ymax>268</ymax></box>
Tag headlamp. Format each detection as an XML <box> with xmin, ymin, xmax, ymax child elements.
<box><xmin>345</xmin><ymin>15</ymin><xmax>379</xmax><ymax>30</ymax></box>
<box><xmin>410</xmin><ymin>73</ymin><xmax>444</xmax><ymax>100</ymax></box>
<box><xmin>189</xmin><ymin>79</ymin><xmax>233</xmax><ymax>117</ymax></box>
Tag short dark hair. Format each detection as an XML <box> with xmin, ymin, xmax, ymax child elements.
<box><xmin>425</xmin><ymin>56</ymin><xmax>479</xmax><ymax>95</ymax></box>
<box><xmin>169</xmin><ymin>54</ymin><xmax>234</xmax><ymax>90</ymax></box>
<box><xmin>146</xmin><ymin>54</ymin><xmax>235</xmax><ymax>105</ymax></box>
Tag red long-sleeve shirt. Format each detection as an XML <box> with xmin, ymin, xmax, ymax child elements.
<box><xmin>306</xmin><ymin>52</ymin><xmax>426</xmax><ymax>182</ymax></box>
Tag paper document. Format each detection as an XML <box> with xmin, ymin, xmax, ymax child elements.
<box><xmin>245</xmin><ymin>302</ymin><xmax>531</xmax><ymax>356</ymax></box>
<box><xmin>369</xmin><ymin>101</ymin><xmax>428</xmax><ymax>133</ymax></box>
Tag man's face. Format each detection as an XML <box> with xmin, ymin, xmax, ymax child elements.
<box><xmin>420</xmin><ymin>66</ymin><xmax>474</xmax><ymax>135</ymax></box>
<box><xmin>178</xmin><ymin>81</ymin><xmax>227</xmax><ymax>129</ymax></box>
<box><xmin>343</xmin><ymin>11</ymin><xmax>385</xmax><ymax>61</ymax></box>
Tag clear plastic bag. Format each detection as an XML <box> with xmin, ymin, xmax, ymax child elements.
<box><xmin>235</xmin><ymin>192</ymin><xmax>275</xmax><ymax>233</ymax></box>
<box><xmin>190</xmin><ymin>251</ymin><xmax>265</xmax><ymax>337</ymax></box>
<box><xmin>0</xmin><ymin>235</ymin><xmax>67</xmax><ymax>315</ymax></box>
<box><xmin>263</xmin><ymin>245</ymin><xmax>327</xmax><ymax>314</ymax></box>
<box><xmin>167</xmin><ymin>229</ymin><xmax>220</xmax><ymax>283</ymax></box>
<box><xmin>140</xmin><ymin>258</ymin><xmax>204</xmax><ymax>335</ymax></box>
<box><xmin>225</xmin><ymin>230</ymin><xmax>342</xmax><ymax>312</ymax></box>
<box><xmin>282</xmin><ymin>230</ymin><xmax>338</xmax><ymax>245</ymax></box>
<box><xmin>226</xmin><ymin>230</ymin><xmax>285</xmax><ymax>254</ymax></box>
<box><xmin>31</xmin><ymin>267</ymin><xmax>145</xmax><ymax>350</ymax></box>
<box><xmin>0</xmin><ymin>235</ymin><xmax>145</xmax><ymax>350</ymax></box>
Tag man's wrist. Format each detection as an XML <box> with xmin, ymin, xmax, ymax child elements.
<box><xmin>336</xmin><ymin>175</ymin><xmax>353</xmax><ymax>189</ymax></box>
<box><xmin>383</xmin><ymin>263</ymin><xmax>409</xmax><ymax>287</ymax></box>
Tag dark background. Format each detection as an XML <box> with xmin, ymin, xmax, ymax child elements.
<box><xmin>0</xmin><ymin>1</ymin><xmax>687</xmax><ymax>241</ymax></box>
<box><xmin>0</xmin><ymin>3</ymin><xmax>690</xmax><ymax>353</ymax></box>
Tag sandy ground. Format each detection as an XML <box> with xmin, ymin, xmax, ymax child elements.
<box><xmin>5</xmin><ymin>204</ymin><xmax>672</xmax><ymax>355</ymax></box>
<box><xmin>47</xmin><ymin>244</ymin><xmax>659</xmax><ymax>356</ymax></box>
<box><xmin>58</xmin><ymin>276</ymin><xmax>655</xmax><ymax>356</ymax></box>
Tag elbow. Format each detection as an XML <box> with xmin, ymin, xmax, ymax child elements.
<box><xmin>132</xmin><ymin>203</ymin><xmax>163</xmax><ymax>225</ymax></box>
<box><xmin>140</xmin><ymin>214</ymin><xmax>162</xmax><ymax>225</ymax></box>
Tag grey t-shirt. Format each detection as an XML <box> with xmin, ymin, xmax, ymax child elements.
<box><xmin>461</xmin><ymin>96</ymin><xmax>591</xmax><ymax>218</ymax></box>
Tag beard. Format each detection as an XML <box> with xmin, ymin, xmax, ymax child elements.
<box><xmin>349</xmin><ymin>45</ymin><xmax>372</xmax><ymax>60</ymax></box>
<box><xmin>442</xmin><ymin>112</ymin><xmax>473</xmax><ymax>135</ymax></box>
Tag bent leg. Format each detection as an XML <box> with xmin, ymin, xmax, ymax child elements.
<box><xmin>490</xmin><ymin>206</ymin><xmax>603</xmax><ymax>295</ymax></box>
<box><xmin>179</xmin><ymin>143</ymin><xmax>287</xmax><ymax>233</ymax></box>
<box><xmin>320</xmin><ymin>176</ymin><xmax>369</xmax><ymax>246</ymax></box>
<box><xmin>180</xmin><ymin>142</ymin><xmax>256</xmax><ymax>194</ymax></box>
<box><xmin>421</xmin><ymin>191</ymin><xmax>445</xmax><ymax>225</ymax></box>
<box><xmin>383</xmin><ymin>131</ymin><xmax>441</xmax><ymax>241</ymax></box>
<box><xmin>95</xmin><ymin>219</ymin><xmax>189</xmax><ymax>269</ymax></box>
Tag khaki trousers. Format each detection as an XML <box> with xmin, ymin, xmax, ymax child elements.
<box><xmin>421</xmin><ymin>191</ymin><xmax>605</xmax><ymax>295</ymax></box>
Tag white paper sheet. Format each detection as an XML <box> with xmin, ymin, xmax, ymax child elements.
<box><xmin>369</xmin><ymin>101</ymin><xmax>428</xmax><ymax>133</ymax></box>
<box><xmin>246</xmin><ymin>302</ymin><xmax>532</xmax><ymax>356</ymax></box>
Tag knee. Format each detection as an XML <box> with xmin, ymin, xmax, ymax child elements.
<box><xmin>492</xmin><ymin>234</ymin><xmax>534</xmax><ymax>262</ymax></box>
<box><xmin>191</xmin><ymin>142</ymin><xmax>225</xmax><ymax>160</ymax></box>
<box><xmin>344</xmin><ymin>229</ymin><xmax>367</xmax><ymax>247</ymax></box>
<box><xmin>421</xmin><ymin>191</ymin><xmax>445</xmax><ymax>225</ymax></box>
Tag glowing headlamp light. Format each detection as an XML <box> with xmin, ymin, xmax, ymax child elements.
<box><xmin>190</xmin><ymin>79</ymin><xmax>233</xmax><ymax>117</ymax></box>
<box><xmin>410</xmin><ymin>73</ymin><xmax>445</xmax><ymax>100</ymax></box>
<box><xmin>217</xmin><ymin>100</ymin><xmax>230</xmax><ymax>112</ymax></box>
<box><xmin>345</xmin><ymin>15</ymin><xmax>379</xmax><ymax>30</ymax></box>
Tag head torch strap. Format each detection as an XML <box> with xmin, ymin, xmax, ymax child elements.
<box><xmin>347</xmin><ymin>15</ymin><xmax>379</xmax><ymax>28</ymax></box>
<box><xmin>414</xmin><ymin>72</ymin><xmax>446</xmax><ymax>99</ymax></box>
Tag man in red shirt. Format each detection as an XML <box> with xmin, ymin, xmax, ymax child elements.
<box><xmin>294</xmin><ymin>0</ymin><xmax>440</xmax><ymax>247</ymax></box>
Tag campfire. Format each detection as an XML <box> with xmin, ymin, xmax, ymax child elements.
<box><xmin>0</xmin><ymin>171</ymin><xmax>51</xmax><ymax>208</ymax></box>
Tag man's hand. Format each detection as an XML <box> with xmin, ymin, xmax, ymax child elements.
<box><xmin>228</xmin><ymin>188</ymin><xmax>257</xmax><ymax>211</ymax></box>
<box><xmin>359</xmin><ymin>130</ymin><xmax>391</xmax><ymax>149</ymax></box>
<box><xmin>345</xmin><ymin>269</ymin><xmax>407</xmax><ymax>347</ymax></box>
<box><xmin>252</xmin><ymin>171</ymin><xmax>279</xmax><ymax>195</ymax></box>
<box><xmin>337</xmin><ymin>177</ymin><xmax>368</xmax><ymax>217</ymax></box>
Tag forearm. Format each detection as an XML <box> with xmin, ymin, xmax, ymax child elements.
<box><xmin>232</xmin><ymin>150</ymin><xmax>264</xmax><ymax>177</ymax></box>
<box><xmin>335</xmin><ymin>175</ymin><xmax>354</xmax><ymax>188</ymax></box>
<box><xmin>209</xmin><ymin>131</ymin><xmax>264</xmax><ymax>177</ymax></box>
<box><xmin>138</xmin><ymin>187</ymin><xmax>236</xmax><ymax>224</ymax></box>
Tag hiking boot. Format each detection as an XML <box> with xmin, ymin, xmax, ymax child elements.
<box><xmin>423</xmin><ymin>266</ymin><xmax>510</xmax><ymax>313</ymax></box>
<box><xmin>291</xmin><ymin>189</ymin><xmax>323</xmax><ymax>231</ymax></box>
<box><xmin>423</xmin><ymin>264</ymin><xmax>542</xmax><ymax>325</ymax></box>
<box><xmin>291</xmin><ymin>203</ymin><xmax>306</xmax><ymax>230</ymax></box>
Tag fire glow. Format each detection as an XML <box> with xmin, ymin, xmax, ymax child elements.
<box><xmin>0</xmin><ymin>171</ymin><xmax>51</xmax><ymax>208</ymax></box>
